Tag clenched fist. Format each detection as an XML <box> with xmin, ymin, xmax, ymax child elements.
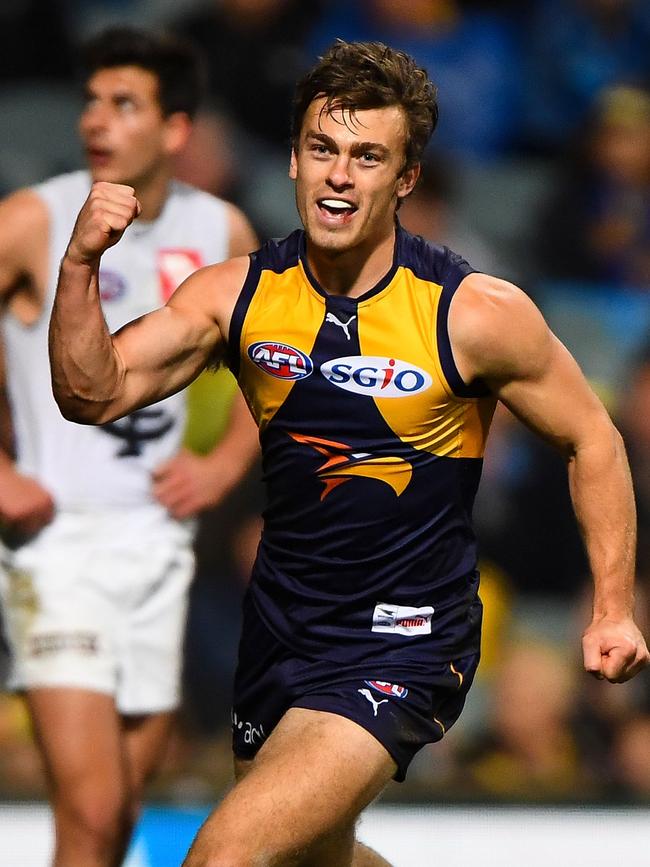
<box><xmin>66</xmin><ymin>181</ymin><xmax>141</xmax><ymax>266</ymax></box>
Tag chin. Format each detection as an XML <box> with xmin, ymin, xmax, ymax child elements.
<box><xmin>307</xmin><ymin>223</ymin><xmax>358</xmax><ymax>254</ymax></box>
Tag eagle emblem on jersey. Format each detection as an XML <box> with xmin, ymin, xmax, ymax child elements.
<box><xmin>288</xmin><ymin>432</ymin><xmax>412</xmax><ymax>500</ymax></box>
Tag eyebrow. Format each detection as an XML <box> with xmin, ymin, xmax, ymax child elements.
<box><xmin>83</xmin><ymin>85</ymin><xmax>140</xmax><ymax>103</ymax></box>
<box><xmin>305</xmin><ymin>130</ymin><xmax>390</xmax><ymax>157</ymax></box>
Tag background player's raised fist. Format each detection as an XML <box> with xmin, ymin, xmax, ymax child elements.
<box><xmin>66</xmin><ymin>181</ymin><xmax>141</xmax><ymax>265</ymax></box>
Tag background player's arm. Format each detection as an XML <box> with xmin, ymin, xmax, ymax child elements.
<box><xmin>450</xmin><ymin>273</ymin><xmax>650</xmax><ymax>683</ymax></box>
<box><xmin>49</xmin><ymin>182</ymin><xmax>246</xmax><ymax>425</ymax></box>
<box><xmin>0</xmin><ymin>189</ymin><xmax>55</xmax><ymax>536</ymax></box>
<box><xmin>0</xmin><ymin>188</ymin><xmax>47</xmax><ymax>302</ymax></box>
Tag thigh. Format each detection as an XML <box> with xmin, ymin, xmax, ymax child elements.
<box><xmin>185</xmin><ymin>707</ymin><xmax>396</xmax><ymax>867</ymax></box>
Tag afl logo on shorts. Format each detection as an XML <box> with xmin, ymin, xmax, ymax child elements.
<box><xmin>248</xmin><ymin>341</ymin><xmax>313</xmax><ymax>380</ymax></box>
<box><xmin>320</xmin><ymin>356</ymin><xmax>432</xmax><ymax>397</ymax></box>
<box><xmin>365</xmin><ymin>680</ymin><xmax>409</xmax><ymax>700</ymax></box>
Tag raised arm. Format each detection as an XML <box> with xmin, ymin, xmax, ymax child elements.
<box><xmin>49</xmin><ymin>182</ymin><xmax>247</xmax><ymax>424</ymax></box>
<box><xmin>450</xmin><ymin>272</ymin><xmax>650</xmax><ymax>683</ymax></box>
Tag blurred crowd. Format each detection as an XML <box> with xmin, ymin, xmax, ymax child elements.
<box><xmin>1</xmin><ymin>0</ymin><xmax>650</xmax><ymax>805</ymax></box>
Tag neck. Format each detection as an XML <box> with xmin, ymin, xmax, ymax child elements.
<box><xmin>306</xmin><ymin>226</ymin><xmax>397</xmax><ymax>298</ymax></box>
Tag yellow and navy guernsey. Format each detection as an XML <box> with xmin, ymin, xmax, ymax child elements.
<box><xmin>228</xmin><ymin>224</ymin><xmax>496</xmax><ymax>666</ymax></box>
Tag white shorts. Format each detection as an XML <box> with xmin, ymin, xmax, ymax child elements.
<box><xmin>0</xmin><ymin>509</ymin><xmax>194</xmax><ymax>715</ymax></box>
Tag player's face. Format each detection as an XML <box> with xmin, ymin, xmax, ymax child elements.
<box><xmin>79</xmin><ymin>66</ymin><xmax>175</xmax><ymax>186</ymax></box>
<box><xmin>290</xmin><ymin>98</ymin><xmax>419</xmax><ymax>255</ymax></box>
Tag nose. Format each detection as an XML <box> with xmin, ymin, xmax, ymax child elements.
<box><xmin>326</xmin><ymin>154</ymin><xmax>353</xmax><ymax>191</ymax></box>
<box><xmin>80</xmin><ymin>102</ymin><xmax>109</xmax><ymax>136</ymax></box>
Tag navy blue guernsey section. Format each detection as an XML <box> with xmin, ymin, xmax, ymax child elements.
<box><xmin>246</xmin><ymin>226</ymin><xmax>485</xmax><ymax>665</ymax></box>
<box><xmin>398</xmin><ymin>228</ymin><xmax>490</xmax><ymax>398</ymax></box>
<box><xmin>227</xmin><ymin>231</ymin><xmax>302</xmax><ymax>376</ymax></box>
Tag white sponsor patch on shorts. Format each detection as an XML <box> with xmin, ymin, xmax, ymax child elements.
<box><xmin>371</xmin><ymin>603</ymin><xmax>434</xmax><ymax>635</ymax></box>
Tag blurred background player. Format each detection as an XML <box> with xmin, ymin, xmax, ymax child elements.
<box><xmin>0</xmin><ymin>27</ymin><xmax>258</xmax><ymax>867</ymax></box>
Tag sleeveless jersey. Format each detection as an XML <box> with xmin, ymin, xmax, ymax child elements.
<box><xmin>228</xmin><ymin>225</ymin><xmax>496</xmax><ymax>663</ymax></box>
<box><xmin>1</xmin><ymin>170</ymin><xmax>230</xmax><ymax>510</ymax></box>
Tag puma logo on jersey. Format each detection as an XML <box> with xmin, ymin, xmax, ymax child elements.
<box><xmin>358</xmin><ymin>688</ymin><xmax>389</xmax><ymax>717</ymax></box>
<box><xmin>325</xmin><ymin>312</ymin><xmax>356</xmax><ymax>341</ymax></box>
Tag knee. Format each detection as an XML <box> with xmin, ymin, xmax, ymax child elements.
<box><xmin>55</xmin><ymin>788</ymin><xmax>134</xmax><ymax>847</ymax></box>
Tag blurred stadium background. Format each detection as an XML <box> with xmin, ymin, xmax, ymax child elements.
<box><xmin>1</xmin><ymin>1</ymin><xmax>649</xmax><ymax>864</ymax></box>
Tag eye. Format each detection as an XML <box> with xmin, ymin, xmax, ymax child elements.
<box><xmin>310</xmin><ymin>143</ymin><xmax>331</xmax><ymax>157</ymax></box>
<box><xmin>114</xmin><ymin>96</ymin><xmax>136</xmax><ymax>111</ymax></box>
<box><xmin>360</xmin><ymin>152</ymin><xmax>380</xmax><ymax>164</ymax></box>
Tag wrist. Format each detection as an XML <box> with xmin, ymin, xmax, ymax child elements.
<box><xmin>204</xmin><ymin>448</ymin><xmax>240</xmax><ymax>492</ymax></box>
<box><xmin>591</xmin><ymin>604</ymin><xmax>635</xmax><ymax>623</ymax></box>
<box><xmin>62</xmin><ymin>244</ymin><xmax>100</xmax><ymax>271</ymax></box>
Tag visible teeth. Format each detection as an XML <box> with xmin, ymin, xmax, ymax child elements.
<box><xmin>321</xmin><ymin>199</ymin><xmax>353</xmax><ymax>210</ymax></box>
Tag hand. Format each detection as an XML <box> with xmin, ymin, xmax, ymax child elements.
<box><xmin>0</xmin><ymin>467</ymin><xmax>55</xmax><ymax>539</ymax></box>
<box><xmin>152</xmin><ymin>448</ymin><xmax>237</xmax><ymax>520</ymax></box>
<box><xmin>66</xmin><ymin>182</ymin><xmax>141</xmax><ymax>266</ymax></box>
<box><xmin>582</xmin><ymin>615</ymin><xmax>650</xmax><ymax>683</ymax></box>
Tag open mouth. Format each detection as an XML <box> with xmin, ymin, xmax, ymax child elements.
<box><xmin>316</xmin><ymin>198</ymin><xmax>358</xmax><ymax>224</ymax></box>
<box><xmin>86</xmin><ymin>147</ymin><xmax>113</xmax><ymax>165</ymax></box>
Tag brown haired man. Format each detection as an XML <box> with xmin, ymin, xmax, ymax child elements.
<box><xmin>49</xmin><ymin>41</ymin><xmax>648</xmax><ymax>866</ymax></box>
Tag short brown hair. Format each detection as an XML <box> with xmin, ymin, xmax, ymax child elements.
<box><xmin>81</xmin><ymin>27</ymin><xmax>205</xmax><ymax>119</ymax></box>
<box><xmin>291</xmin><ymin>40</ymin><xmax>438</xmax><ymax>170</ymax></box>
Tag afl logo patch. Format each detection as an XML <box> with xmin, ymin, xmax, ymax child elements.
<box><xmin>320</xmin><ymin>356</ymin><xmax>432</xmax><ymax>397</ymax></box>
<box><xmin>365</xmin><ymin>680</ymin><xmax>409</xmax><ymax>699</ymax></box>
<box><xmin>248</xmin><ymin>341</ymin><xmax>313</xmax><ymax>380</ymax></box>
<box><xmin>98</xmin><ymin>269</ymin><xmax>127</xmax><ymax>302</ymax></box>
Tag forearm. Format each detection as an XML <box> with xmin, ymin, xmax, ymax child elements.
<box><xmin>49</xmin><ymin>255</ymin><xmax>123</xmax><ymax>423</ymax></box>
<box><xmin>203</xmin><ymin>390</ymin><xmax>260</xmax><ymax>492</ymax></box>
<box><xmin>568</xmin><ymin>423</ymin><xmax>637</xmax><ymax>619</ymax></box>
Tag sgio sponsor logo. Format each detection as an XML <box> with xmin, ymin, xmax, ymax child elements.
<box><xmin>320</xmin><ymin>356</ymin><xmax>431</xmax><ymax>397</ymax></box>
<box><xmin>248</xmin><ymin>341</ymin><xmax>313</xmax><ymax>380</ymax></box>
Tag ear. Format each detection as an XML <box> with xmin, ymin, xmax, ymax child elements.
<box><xmin>163</xmin><ymin>112</ymin><xmax>193</xmax><ymax>156</ymax></box>
<box><xmin>396</xmin><ymin>163</ymin><xmax>420</xmax><ymax>201</ymax></box>
<box><xmin>289</xmin><ymin>147</ymin><xmax>298</xmax><ymax>180</ymax></box>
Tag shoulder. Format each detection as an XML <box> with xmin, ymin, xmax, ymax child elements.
<box><xmin>170</xmin><ymin>255</ymin><xmax>251</xmax><ymax>307</ymax></box>
<box><xmin>224</xmin><ymin>201</ymin><xmax>258</xmax><ymax>257</ymax></box>
<box><xmin>449</xmin><ymin>272</ymin><xmax>553</xmax><ymax>382</ymax></box>
<box><xmin>398</xmin><ymin>226</ymin><xmax>474</xmax><ymax>289</ymax></box>
<box><xmin>169</xmin><ymin>255</ymin><xmax>252</xmax><ymax>347</ymax></box>
<box><xmin>0</xmin><ymin>186</ymin><xmax>49</xmax><ymax>227</ymax></box>
<box><xmin>35</xmin><ymin>170</ymin><xmax>90</xmax><ymax>200</ymax></box>
<box><xmin>0</xmin><ymin>187</ymin><xmax>49</xmax><ymax>276</ymax></box>
<box><xmin>249</xmin><ymin>230</ymin><xmax>303</xmax><ymax>274</ymax></box>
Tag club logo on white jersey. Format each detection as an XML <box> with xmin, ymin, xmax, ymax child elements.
<box><xmin>248</xmin><ymin>341</ymin><xmax>313</xmax><ymax>380</ymax></box>
<box><xmin>321</xmin><ymin>356</ymin><xmax>432</xmax><ymax>397</ymax></box>
<box><xmin>372</xmin><ymin>603</ymin><xmax>435</xmax><ymax>636</ymax></box>
<box><xmin>357</xmin><ymin>688</ymin><xmax>389</xmax><ymax>717</ymax></box>
<box><xmin>325</xmin><ymin>312</ymin><xmax>356</xmax><ymax>340</ymax></box>
<box><xmin>158</xmin><ymin>248</ymin><xmax>204</xmax><ymax>301</ymax></box>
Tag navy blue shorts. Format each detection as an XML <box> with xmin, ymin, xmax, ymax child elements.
<box><xmin>232</xmin><ymin>593</ymin><xmax>480</xmax><ymax>781</ymax></box>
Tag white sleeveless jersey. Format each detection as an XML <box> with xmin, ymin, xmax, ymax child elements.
<box><xmin>1</xmin><ymin>170</ymin><xmax>230</xmax><ymax>510</ymax></box>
